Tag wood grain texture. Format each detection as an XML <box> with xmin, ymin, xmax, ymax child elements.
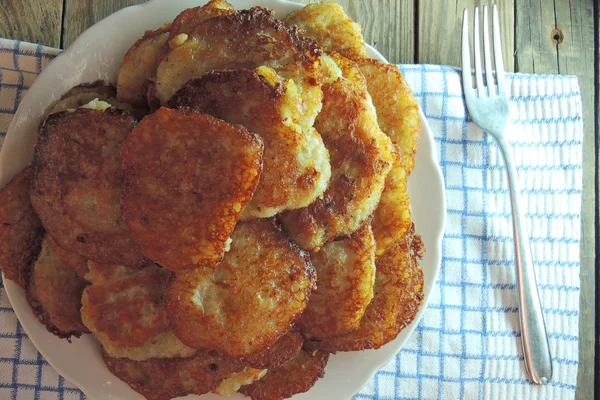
<box><xmin>514</xmin><ymin>0</ymin><xmax>559</xmax><ymax>74</ymax></box>
<box><xmin>295</xmin><ymin>0</ymin><xmax>415</xmax><ymax>63</ymax></box>
<box><xmin>62</xmin><ymin>0</ymin><xmax>145</xmax><ymax>48</ymax></box>
<box><xmin>551</xmin><ymin>2</ymin><xmax>595</xmax><ymax>399</ymax></box>
<box><xmin>417</xmin><ymin>0</ymin><xmax>515</xmax><ymax>71</ymax></box>
<box><xmin>0</xmin><ymin>0</ymin><xmax>63</xmax><ymax>48</ymax></box>
<box><xmin>593</xmin><ymin>2</ymin><xmax>599</xmax><ymax>397</ymax></box>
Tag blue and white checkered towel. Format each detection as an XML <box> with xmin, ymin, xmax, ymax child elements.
<box><xmin>0</xmin><ymin>39</ymin><xmax>583</xmax><ymax>400</ymax></box>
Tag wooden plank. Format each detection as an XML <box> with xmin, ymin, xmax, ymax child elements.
<box><xmin>62</xmin><ymin>0</ymin><xmax>145</xmax><ymax>49</ymax></box>
<box><xmin>550</xmin><ymin>2</ymin><xmax>596</xmax><ymax>399</ymax></box>
<box><xmin>417</xmin><ymin>0</ymin><xmax>515</xmax><ymax>71</ymax></box>
<box><xmin>514</xmin><ymin>0</ymin><xmax>596</xmax><ymax>397</ymax></box>
<box><xmin>0</xmin><ymin>0</ymin><xmax>63</xmax><ymax>48</ymax></box>
<box><xmin>295</xmin><ymin>0</ymin><xmax>416</xmax><ymax>64</ymax></box>
<box><xmin>595</xmin><ymin>1</ymin><xmax>600</xmax><ymax>393</ymax></box>
<box><xmin>514</xmin><ymin>0</ymin><xmax>559</xmax><ymax>74</ymax></box>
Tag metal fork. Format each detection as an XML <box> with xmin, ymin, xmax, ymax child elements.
<box><xmin>461</xmin><ymin>5</ymin><xmax>552</xmax><ymax>385</ymax></box>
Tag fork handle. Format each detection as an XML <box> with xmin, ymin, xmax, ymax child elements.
<box><xmin>495</xmin><ymin>135</ymin><xmax>553</xmax><ymax>384</ymax></box>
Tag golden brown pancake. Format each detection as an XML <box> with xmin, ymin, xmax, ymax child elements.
<box><xmin>168</xmin><ymin>0</ymin><xmax>235</xmax><ymax>39</ymax></box>
<box><xmin>280</xmin><ymin>55</ymin><xmax>396</xmax><ymax>251</ymax></box>
<box><xmin>154</xmin><ymin>7</ymin><xmax>321</xmax><ymax>104</ymax></box>
<box><xmin>356</xmin><ymin>58</ymin><xmax>421</xmax><ymax>257</ymax></box>
<box><xmin>240</xmin><ymin>330</ymin><xmax>303</xmax><ymax>370</ymax></box>
<box><xmin>0</xmin><ymin>166</ymin><xmax>43</xmax><ymax>285</ymax></box>
<box><xmin>239</xmin><ymin>350</ymin><xmax>329</xmax><ymax>400</ymax></box>
<box><xmin>102</xmin><ymin>348</ymin><xmax>244</xmax><ymax>400</ymax></box>
<box><xmin>30</xmin><ymin>108</ymin><xmax>145</xmax><ymax>267</ymax></box>
<box><xmin>24</xmin><ymin>237</ymin><xmax>88</xmax><ymax>338</ymax></box>
<box><xmin>371</xmin><ymin>162</ymin><xmax>413</xmax><ymax>259</ymax></box>
<box><xmin>81</xmin><ymin>262</ymin><xmax>195</xmax><ymax>361</ymax></box>
<box><xmin>286</xmin><ymin>2</ymin><xmax>368</xmax><ymax>60</ymax></box>
<box><xmin>142</xmin><ymin>0</ymin><xmax>238</xmax><ymax>108</ymax></box>
<box><xmin>305</xmin><ymin>225</ymin><xmax>424</xmax><ymax>352</ymax></box>
<box><xmin>120</xmin><ymin>107</ymin><xmax>263</xmax><ymax>271</ymax></box>
<box><xmin>51</xmin><ymin>81</ymin><xmax>144</xmax><ymax>118</ymax></box>
<box><xmin>165</xmin><ymin>220</ymin><xmax>315</xmax><ymax>358</ymax></box>
<box><xmin>299</xmin><ymin>224</ymin><xmax>376</xmax><ymax>339</ymax></box>
<box><xmin>167</xmin><ymin>68</ymin><xmax>331</xmax><ymax>219</ymax></box>
<box><xmin>116</xmin><ymin>26</ymin><xmax>171</xmax><ymax>108</ymax></box>
<box><xmin>48</xmin><ymin>236</ymin><xmax>88</xmax><ymax>278</ymax></box>
<box><xmin>356</xmin><ymin>59</ymin><xmax>421</xmax><ymax>173</ymax></box>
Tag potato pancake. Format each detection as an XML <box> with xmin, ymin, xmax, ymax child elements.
<box><xmin>280</xmin><ymin>56</ymin><xmax>396</xmax><ymax>251</ymax></box>
<box><xmin>30</xmin><ymin>108</ymin><xmax>145</xmax><ymax>267</ymax></box>
<box><xmin>299</xmin><ymin>224</ymin><xmax>376</xmax><ymax>339</ymax></box>
<box><xmin>305</xmin><ymin>225</ymin><xmax>424</xmax><ymax>352</ymax></box>
<box><xmin>120</xmin><ymin>107</ymin><xmax>263</xmax><ymax>271</ymax></box>
<box><xmin>240</xmin><ymin>330</ymin><xmax>303</xmax><ymax>370</ymax></box>
<box><xmin>356</xmin><ymin>59</ymin><xmax>421</xmax><ymax>257</ymax></box>
<box><xmin>165</xmin><ymin>220</ymin><xmax>315</xmax><ymax>358</ymax></box>
<box><xmin>167</xmin><ymin>68</ymin><xmax>330</xmax><ymax>219</ymax></box>
<box><xmin>116</xmin><ymin>26</ymin><xmax>171</xmax><ymax>108</ymax></box>
<box><xmin>51</xmin><ymin>81</ymin><xmax>143</xmax><ymax>118</ymax></box>
<box><xmin>169</xmin><ymin>0</ymin><xmax>235</xmax><ymax>39</ymax></box>
<box><xmin>371</xmin><ymin>162</ymin><xmax>412</xmax><ymax>259</ymax></box>
<box><xmin>48</xmin><ymin>236</ymin><xmax>88</xmax><ymax>278</ymax></box>
<box><xmin>102</xmin><ymin>348</ymin><xmax>244</xmax><ymax>400</ymax></box>
<box><xmin>23</xmin><ymin>237</ymin><xmax>88</xmax><ymax>338</ymax></box>
<box><xmin>239</xmin><ymin>350</ymin><xmax>329</xmax><ymax>400</ymax></box>
<box><xmin>0</xmin><ymin>166</ymin><xmax>43</xmax><ymax>285</ymax></box>
<box><xmin>154</xmin><ymin>7</ymin><xmax>321</xmax><ymax>104</ymax></box>
<box><xmin>357</xmin><ymin>59</ymin><xmax>421</xmax><ymax>173</ymax></box>
<box><xmin>81</xmin><ymin>262</ymin><xmax>195</xmax><ymax>361</ymax></box>
<box><xmin>286</xmin><ymin>2</ymin><xmax>368</xmax><ymax>60</ymax></box>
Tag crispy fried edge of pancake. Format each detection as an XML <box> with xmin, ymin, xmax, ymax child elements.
<box><xmin>304</xmin><ymin>225</ymin><xmax>425</xmax><ymax>352</ymax></box>
<box><xmin>23</xmin><ymin>237</ymin><xmax>89</xmax><ymax>339</ymax></box>
<box><xmin>31</xmin><ymin>107</ymin><xmax>146</xmax><ymax>268</ymax></box>
<box><xmin>0</xmin><ymin>166</ymin><xmax>44</xmax><ymax>286</ymax></box>
<box><xmin>239</xmin><ymin>349</ymin><xmax>329</xmax><ymax>400</ymax></box>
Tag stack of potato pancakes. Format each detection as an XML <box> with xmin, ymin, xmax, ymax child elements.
<box><xmin>0</xmin><ymin>2</ymin><xmax>425</xmax><ymax>399</ymax></box>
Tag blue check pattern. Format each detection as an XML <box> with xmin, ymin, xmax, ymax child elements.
<box><xmin>0</xmin><ymin>40</ymin><xmax>583</xmax><ymax>400</ymax></box>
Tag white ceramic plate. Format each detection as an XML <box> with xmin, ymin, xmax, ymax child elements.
<box><xmin>0</xmin><ymin>1</ymin><xmax>446</xmax><ymax>399</ymax></box>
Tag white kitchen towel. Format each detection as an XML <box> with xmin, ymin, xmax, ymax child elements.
<box><xmin>0</xmin><ymin>39</ymin><xmax>583</xmax><ymax>400</ymax></box>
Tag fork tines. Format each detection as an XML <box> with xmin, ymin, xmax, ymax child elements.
<box><xmin>461</xmin><ymin>5</ymin><xmax>506</xmax><ymax>98</ymax></box>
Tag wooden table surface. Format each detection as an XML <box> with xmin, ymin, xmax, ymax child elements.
<box><xmin>0</xmin><ymin>0</ymin><xmax>597</xmax><ymax>398</ymax></box>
